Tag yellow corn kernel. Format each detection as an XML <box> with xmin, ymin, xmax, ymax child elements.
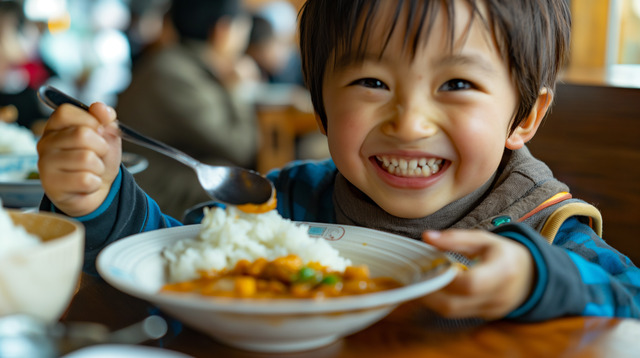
<box><xmin>291</xmin><ymin>283</ymin><xmax>312</xmax><ymax>298</ymax></box>
<box><xmin>234</xmin><ymin>276</ymin><xmax>257</xmax><ymax>297</ymax></box>
<box><xmin>344</xmin><ymin>265</ymin><xmax>370</xmax><ymax>280</ymax></box>
<box><xmin>272</xmin><ymin>254</ymin><xmax>303</xmax><ymax>271</ymax></box>
<box><xmin>247</xmin><ymin>258</ymin><xmax>268</xmax><ymax>276</ymax></box>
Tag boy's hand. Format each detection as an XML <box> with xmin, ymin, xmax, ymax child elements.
<box><xmin>37</xmin><ymin>102</ymin><xmax>121</xmax><ymax>217</ymax></box>
<box><xmin>421</xmin><ymin>229</ymin><xmax>535</xmax><ymax>320</ymax></box>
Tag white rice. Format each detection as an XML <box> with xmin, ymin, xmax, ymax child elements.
<box><xmin>162</xmin><ymin>206</ymin><xmax>351</xmax><ymax>283</ymax></box>
<box><xmin>0</xmin><ymin>122</ymin><xmax>37</xmax><ymax>154</ymax></box>
<box><xmin>0</xmin><ymin>200</ymin><xmax>41</xmax><ymax>258</ymax></box>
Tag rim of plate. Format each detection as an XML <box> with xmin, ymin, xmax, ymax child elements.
<box><xmin>0</xmin><ymin>179</ymin><xmax>42</xmax><ymax>186</ymax></box>
<box><xmin>97</xmin><ymin>224</ymin><xmax>458</xmax><ymax>314</ymax></box>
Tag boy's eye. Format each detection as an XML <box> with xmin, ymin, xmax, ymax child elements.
<box><xmin>439</xmin><ymin>79</ymin><xmax>473</xmax><ymax>91</ymax></box>
<box><xmin>350</xmin><ymin>78</ymin><xmax>389</xmax><ymax>90</ymax></box>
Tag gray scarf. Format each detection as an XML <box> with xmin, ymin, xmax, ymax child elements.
<box><xmin>333</xmin><ymin>147</ymin><xmax>569</xmax><ymax>239</ymax></box>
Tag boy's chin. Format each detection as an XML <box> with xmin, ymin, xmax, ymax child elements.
<box><xmin>377</xmin><ymin>200</ymin><xmax>443</xmax><ymax>219</ymax></box>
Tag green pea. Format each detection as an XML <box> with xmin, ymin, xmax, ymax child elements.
<box><xmin>296</xmin><ymin>266</ymin><xmax>317</xmax><ymax>282</ymax></box>
<box><xmin>321</xmin><ymin>274</ymin><xmax>339</xmax><ymax>285</ymax></box>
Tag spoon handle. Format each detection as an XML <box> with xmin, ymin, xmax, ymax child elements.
<box><xmin>117</xmin><ymin>123</ymin><xmax>200</xmax><ymax>169</ymax></box>
<box><xmin>37</xmin><ymin>85</ymin><xmax>200</xmax><ymax>169</ymax></box>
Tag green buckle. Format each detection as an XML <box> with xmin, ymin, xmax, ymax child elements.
<box><xmin>491</xmin><ymin>216</ymin><xmax>512</xmax><ymax>226</ymax></box>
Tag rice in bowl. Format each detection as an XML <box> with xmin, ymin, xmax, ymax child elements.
<box><xmin>0</xmin><ymin>199</ymin><xmax>41</xmax><ymax>257</ymax></box>
<box><xmin>162</xmin><ymin>207</ymin><xmax>351</xmax><ymax>283</ymax></box>
<box><xmin>0</xmin><ymin>122</ymin><xmax>37</xmax><ymax>155</ymax></box>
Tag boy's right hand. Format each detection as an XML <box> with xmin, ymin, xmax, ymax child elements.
<box><xmin>37</xmin><ymin>102</ymin><xmax>122</xmax><ymax>217</ymax></box>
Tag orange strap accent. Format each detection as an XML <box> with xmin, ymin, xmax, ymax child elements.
<box><xmin>539</xmin><ymin>202</ymin><xmax>603</xmax><ymax>243</ymax></box>
<box><xmin>517</xmin><ymin>192</ymin><xmax>573</xmax><ymax>223</ymax></box>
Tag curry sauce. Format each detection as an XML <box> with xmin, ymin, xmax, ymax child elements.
<box><xmin>162</xmin><ymin>254</ymin><xmax>402</xmax><ymax>299</ymax></box>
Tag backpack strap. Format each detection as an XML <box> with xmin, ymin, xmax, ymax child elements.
<box><xmin>517</xmin><ymin>192</ymin><xmax>603</xmax><ymax>243</ymax></box>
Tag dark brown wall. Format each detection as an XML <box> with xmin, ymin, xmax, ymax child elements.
<box><xmin>527</xmin><ymin>83</ymin><xmax>640</xmax><ymax>264</ymax></box>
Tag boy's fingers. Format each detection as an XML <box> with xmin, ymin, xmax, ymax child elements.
<box><xmin>44</xmin><ymin>102</ymin><xmax>117</xmax><ymax>132</ymax></box>
<box><xmin>441</xmin><ymin>262</ymin><xmax>503</xmax><ymax>296</ymax></box>
<box><xmin>420</xmin><ymin>290</ymin><xmax>504</xmax><ymax>319</ymax></box>
<box><xmin>40</xmin><ymin>170</ymin><xmax>103</xmax><ymax>197</ymax></box>
<box><xmin>88</xmin><ymin>102</ymin><xmax>117</xmax><ymax>127</ymax></box>
<box><xmin>38</xmin><ymin>125</ymin><xmax>110</xmax><ymax>154</ymax></box>
<box><xmin>45</xmin><ymin>104</ymin><xmax>101</xmax><ymax>131</ymax></box>
<box><xmin>422</xmin><ymin>229</ymin><xmax>491</xmax><ymax>257</ymax></box>
<box><xmin>40</xmin><ymin>149</ymin><xmax>106</xmax><ymax>174</ymax></box>
<box><xmin>422</xmin><ymin>230</ymin><xmax>516</xmax><ymax>294</ymax></box>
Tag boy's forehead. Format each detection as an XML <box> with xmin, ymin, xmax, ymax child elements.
<box><xmin>331</xmin><ymin>0</ymin><xmax>494</xmax><ymax>67</ymax></box>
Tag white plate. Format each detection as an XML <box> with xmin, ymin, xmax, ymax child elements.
<box><xmin>0</xmin><ymin>152</ymin><xmax>148</xmax><ymax>208</ymax></box>
<box><xmin>0</xmin><ymin>153</ymin><xmax>41</xmax><ymax>208</ymax></box>
<box><xmin>96</xmin><ymin>223</ymin><xmax>456</xmax><ymax>352</ymax></box>
<box><xmin>121</xmin><ymin>152</ymin><xmax>149</xmax><ymax>175</ymax></box>
<box><xmin>62</xmin><ymin>344</ymin><xmax>193</xmax><ymax>358</ymax></box>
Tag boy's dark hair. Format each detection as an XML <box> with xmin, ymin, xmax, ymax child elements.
<box><xmin>0</xmin><ymin>0</ymin><xmax>25</xmax><ymax>28</ymax></box>
<box><xmin>299</xmin><ymin>0</ymin><xmax>571</xmax><ymax>133</ymax></box>
<box><xmin>169</xmin><ymin>0</ymin><xmax>244</xmax><ymax>41</ymax></box>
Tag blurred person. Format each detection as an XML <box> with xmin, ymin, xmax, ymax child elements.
<box><xmin>116</xmin><ymin>0</ymin><xmax>260</xmax><ymax>219</ymax></box>
<box><xmin>245</xmin><ymin>14</ymin><xmax>303</xmax><ymax>86</ymax></box>
<box><xmin>0</xmin><ymin>0</ymin><xmax>54</xmax><ymax>135</ymax></box>
<box><xmin>124</xmin><ymin>0</ymin><xmax>175</xmax><ymax>66</ymax></box>
<box><xmin>245</xmin><ymin>11</ymin><xmax>328</xmax><ymax>161</ymax></box>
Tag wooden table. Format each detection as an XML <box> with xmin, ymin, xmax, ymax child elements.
<box><xmin>60</xmin><ymin>273</ymin><xmax>640</xmax><ymax>358</ymax></box>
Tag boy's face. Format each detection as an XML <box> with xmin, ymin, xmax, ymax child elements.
<box><xmin>321</xmin><ymin>0</ymin><xmax>522</xmax><ymax>219</ymax></box>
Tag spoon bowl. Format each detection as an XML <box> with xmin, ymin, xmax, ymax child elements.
<box><xmin>37</xmin><ymin>85</ymin><xmax>273</xmax><ymax>206</ymax></box>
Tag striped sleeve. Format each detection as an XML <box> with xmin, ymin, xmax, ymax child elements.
<box><xmin>495</xmin><ymin>218</ymin><xmax>640</xmax><ymax>321</ymax></box>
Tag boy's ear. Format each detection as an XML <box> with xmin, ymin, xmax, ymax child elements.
<box><xmin>505</xmin><ymin>88</ymin><xmax>553</xmax><ymax>150</ymax></box>
<box><xmin>314</xmin><ymin>112</ymin><xmax>327</xmax><ymax>135</ymax></box>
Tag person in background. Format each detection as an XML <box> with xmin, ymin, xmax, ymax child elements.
<box><xmin>37</xmin><ymin>0</ymin><xmax>640</xmax><ymax>323</ymax></box>
<box><xmin>116</xmin><ymin>0</ymin><xmax>260</xmax><ymax>219</ymax></box>
<box><xmin>0</xmin><ymin>0</ymin><xmax>54</xmax><ymax>136</ymax></box>
<box><xmin>124</xmin><ymin>0</ymin><xmax>175</xmax><ymax>66</ymax></box>
<box><xmin>245</xmin><ymin>14</ymin><xmax>303</xmax><ymax>87</ymax></box>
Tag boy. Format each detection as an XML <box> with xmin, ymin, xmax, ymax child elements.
<box><xmin>37</xmin><ymin>0</ymin><xmax>639</xmax><ymax>321</ymax></box>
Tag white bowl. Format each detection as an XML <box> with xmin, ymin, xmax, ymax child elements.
<box><xmin>97</xmin><ymin>223</ymin><xmax>457</xmax><ymax>353</ymax></box>
<box><xmin>1</xmin><ymin>210</ymin><xmax>84</xmax><ymax>323</ymax></box>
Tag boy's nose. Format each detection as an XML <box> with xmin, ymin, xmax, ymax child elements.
<box><xmin>381</xmin><ymin>103</ymin><xmax>439</xmax><ymax>141</ymax></box>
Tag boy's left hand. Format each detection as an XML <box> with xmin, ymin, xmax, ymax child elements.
<box><xmin>421</xmin><ymin>229</ymin><xmax>535</xmax><ymax>320</ymax></box>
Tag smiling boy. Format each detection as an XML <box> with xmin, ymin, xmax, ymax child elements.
<box><xmin>38</xmin><ymin>0</ymin><xmax>639</xmax><ymax>321</ymax></box>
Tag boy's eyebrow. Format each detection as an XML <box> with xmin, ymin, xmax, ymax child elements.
<box><xmin>332</xmin><ymin>52</ymin><xmax>498</xmax><ymax>75</ymax></box>
<box><xmin>435</xmin><ymin>54</ymin><xmax>497</xmax><ymax>74</ymax></box>
<box><xmin>332</xmin><ymin>52</ymin><xmax>391</xmax><ymax>70</ymax></box>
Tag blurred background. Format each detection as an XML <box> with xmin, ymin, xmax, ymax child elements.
<box><xmin>0</xmin><ymin>0</ymin><xmax>308</xmax><ymax>132</ymax></box>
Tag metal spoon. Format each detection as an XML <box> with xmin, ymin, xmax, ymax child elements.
<box><xmin>37</xmin><ymin>85</ymin><xmax>274</xmax><ymax>206</ymax></box>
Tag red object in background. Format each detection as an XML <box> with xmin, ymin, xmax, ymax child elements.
<box><xmin>21</xmin><ymin>59</ymin><xmax>51</xmax><ymax>89</ymax></box>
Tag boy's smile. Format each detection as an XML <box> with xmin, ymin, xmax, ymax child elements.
<box><xmin>321</xmin><ymin>0</ymin><xmax>528</xmax><ymax>219</ymax></box>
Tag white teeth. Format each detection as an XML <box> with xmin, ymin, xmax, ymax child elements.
<box><xmin>377</xmin><ymin>155</ymin><xmax>443</xmax><ymax>178</ymax></box>
<box><xmin>399</xmin><ymin>159</ymin><xmax>408</xmax><ymax>170</ymax></box>
<box><xmin>408</xmin><ymin>159</ymin><xmax>418</xmax><ymax>170</ymax></box>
